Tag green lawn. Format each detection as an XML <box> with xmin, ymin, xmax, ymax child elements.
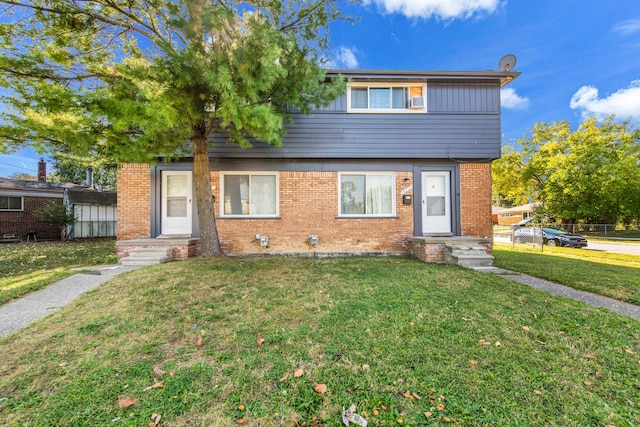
<box><xmin>493</xmin><ymin>243</ymin><xmax>640</xmax><ymax>305</ymax></box>
<box><xmin>0</xmin><ymin>256</ymin><xmax>638</xmax><ymax>426</ymax></box>
<box><xmin>0</xmin><ymin>239</ymin><xmax>117</xmax><ymax>305</ymax></box>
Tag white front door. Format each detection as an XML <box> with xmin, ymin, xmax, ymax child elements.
<box><xmin>161</xmin><ymin>171</ymin><xmax>193</xmax><ymax>236</ymax></box>
<box><xmin>422</xmin><ymin>171</ymin><xmax>452</xmax><ymax>235</ymax></box>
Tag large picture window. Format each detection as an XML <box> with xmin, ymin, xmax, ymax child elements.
<box><xmin>221</xmin><ymin>172</ymin><xmax>278</xmax><ymax>217</ymax></box>
<box><xmin>339</xmin><ymin>173</ymin><xmax>395</xmax><ymax>216</ymax></box>
<box><xmin>0</xmin><ymin>196</ymin><xmax>23</xmax><ymax>211</ymax></box>
<box><xmin>348</xmin><ymin>84</ymin><xmax>425</xmax><ymax>112</ymax></box>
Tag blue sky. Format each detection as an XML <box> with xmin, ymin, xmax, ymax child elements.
<box><xmin>2</xmin><ymin>0</ymin><xmax>640</xmax><ymax>178</ymax></box>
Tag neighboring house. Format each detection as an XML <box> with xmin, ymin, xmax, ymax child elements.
<box><xmin>0</xmin><ymin>161</ymin><xmax>118</xmax><ymax>242</ymax></box>
<box><xmin>492</xmin><ymin>206</ymin><xmax>507</xmax><ymax>225</ymax></box>
<box><xmin>117</xmin><ymin>67</ymin><xmax>520</xmax><ymax>265</ymax></box>
<box><xmin>0</xmin><ymin>177</ymin><xmax>77</xmax><ymax>241</ymax></box>
<box><xmin>65</xmin><ymin>188</ymin><xmax>117</xmax><ymax>239</ymax></box>
<box><xmin>497</xmin><ymin>203</ymin><xmax>538</xmax><ymax>226</ymax></box>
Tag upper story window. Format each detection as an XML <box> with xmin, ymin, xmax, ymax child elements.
<box><xmin>221</xmin><ymin>172</ymin><xmax>278</xmax><ymax>217</ymax></box>
<box><xmin>348</xmin><ymin>84</ymin><xmax>426</xmax><ymax>113</ymax></box>
<box><xmin>339</xmin><ymin>172</ymin><xmax>395</xmax><ymax>216</ymax></box>
<box><xmin>0</xmin><ymin>196</ymin><xmax>23</xmax><ymax>211</ymax></box>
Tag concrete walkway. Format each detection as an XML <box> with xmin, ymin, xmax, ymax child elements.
<box><xmin>473</xmin><ymin>266</ymin><xmax>640</xmax><ymax>320</ymax></box>
<box><xmin>1</xmin><ymin>263</ymin><xmax>637</xmax><ymax>339</ymax></box>
<box><xmin>0</xmin><ymin>264</ymin><xmax>141</xmax><ymax>338</ymax></box>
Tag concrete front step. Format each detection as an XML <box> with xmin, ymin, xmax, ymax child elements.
<box><xmin>444</xmin><ymin>244</ymin><xmax>494</xmax><ymax>267</ymax></box>
<box><xmin>119</xmin><ymin>247</ymin><xmax>174</xmax><ymax>266</ymax></box>
<box><xmin>450</xmin><ymin>254</ymin><xmax>495</xmax><ymax>268</ymax></box>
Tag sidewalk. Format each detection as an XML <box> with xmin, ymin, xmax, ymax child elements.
<box><xmin>0</xmin><ymin>264</ymin><xmax>141</xmax><ymax>338</ymax></box>
<box><xmin>472</xmin><ymin>266</ymin><xmax>640</xmax><ymax>320</ymax></box>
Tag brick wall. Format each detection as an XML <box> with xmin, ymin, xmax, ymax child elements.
<box><xmin>460</xmin><ymin>163</ymin><xmax>493</xmax><ymax>240</ymax></box>
<box><xmin>117</xmin><ymin>163</ymin><xmax>151</xmax><ymax>240</ymax></box>
<box><xmin>0</xmin><ymin>196</ymin><xmax>63</xmax><ymax>241</ymax></box>
<box><xmin>116</xmin><ymin>163</ymin><xmax>493</xmax><ymax>256</ymax></box>
<box><xmin>212</xmin><ymin>171</ymin><xmax>414</xmax><ymax>254</ymax></box>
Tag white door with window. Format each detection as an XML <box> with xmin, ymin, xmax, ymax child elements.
<box><xmin>422</xmin><ymin>171</ymin><xmax>451</xmax><ymax>235</ymax></box>
<box><xmin>161</xmin><ymin>171</ymin><xmax>192</xmax><ymax>236</ymax></box>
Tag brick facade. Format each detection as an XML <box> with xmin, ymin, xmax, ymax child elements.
<box><xmin>459</xmin><ymin>162</ymin><xmax>493</xmax><ymax>242</ymax></box>
<box><xmin>212</xmin><ymin>171</ymin><xmax>414</xmax><ymax>254</ymax></box>
<box><xmin>117</xmin><ymin>163</ymin><xmax>151</xmax><ymax>240</ymax></box>
<box><xmin>0</xmin><ymin>196</ymin><xmax>64</xmax><ymax>241</ymax></box>
<box><xmin>117</xmin><ymin>163</ymin><xmax>493</xmax><ymax>259</ymax></box>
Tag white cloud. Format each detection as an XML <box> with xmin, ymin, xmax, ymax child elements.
<box><xmin>363</xmin><ymin>0</ymin><xmax>501</xmax><ymax>19</ymax></box>
<box><xmin>613</xmin><ymin>19</ymin><xmax>640</xmax><ymax>36</ymax></box>
<box><xmin>570</xmin><ymin>81</ymin><xmax>640</xmax><ymax>120</ymax></box>
<box><xmin>501</xmin><ymin>88</ymin><xmax>529</xmax><ymax>110</ymax></box>
<box><xmin>325</xmin><ymin>46</ymin><xmax>359</xmax><ymax>69</ymax></box>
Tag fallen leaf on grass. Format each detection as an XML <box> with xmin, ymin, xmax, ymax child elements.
<box><xmin>236</xmin><ymin>417</ymin><xmax>248</xmax><ymax>424</ymax></box>
<box><xmin>625</xmin><ymin>349</ymin><xmax>634</xmax><ymax>355</ymax></box>
<box><xmin>470</xmin><ymin>360</ymin><xmax>478</xmax><ymax>365</ymax></box>
<box><xmin>534</xmin><ymin>390</ymin><xmax>542</xmax><ymax>395</ymax></box>
<box><xmin>424</xmin><ymin>412</ymin><xmax>432</xmax><ymax>418</ymax></box>
<box><xmin>522</xmin><ymin>326</ymin><xmax>531</xmax><ymax>332</ymax></box>
<box><xmin>583</xmin><ymin>381</ymin><xmax>593</xmax><ymax>386</ymax></box>
<box><xmin>294</xmin><ymin>369</ymin><xmax>304</xmax><ymax>378</ymax></box>
<box><xmin>153</xmin><ymin>367</ymin><xmax>166</xmax><ymax>377</ymax></box>
<box><xmin>196</xmin><ymin>337</ymin><xmax>203</xmax><ymax>346</ymax></box>
<box><xmin>313</xmin><ymin>384</ymin><xmax>327</xmax><ymax>394</ymax></box>
<box><xmin>256</xmin><ymin>337</ymin><xmax>265</xmax><ymax>346</ymax></box>
<box><xmin>241</xmin><ymin>294</ymin><xmax>248</xmax><ymax>299</ymax></box>
<box><xmin>437</xmin><ymin>404</ymin><xmax>445</xmax><ymax>411</ymax></box>
<box><xmin>402</xmin><ymin>391</ymin><xmax>412</xmax><ymax>399</ymax></box>
<box><xmin>143</xmin><ymin>381</ymin><xmax>164</xmax><ymax>391</ymax></box>
<box><xmin>380</xmin><ymin>404</ymin><xmax>387</xmax><ymax>410</ymax></box>
<box><xmin>585</xmin><ymin>354</ymin><xmax>597</xmax><ymax>360</ymax></box>
<box><xmin>279</xmin><ymin>372</ymin><xmax>290</xmax><ymax>382</ymax></box>
<box><xmin>412</xmin><ymin>392</ymin><xmax>422</xmax><ymax>400</ymax></box>
<box><xmin>149</xmin><ymin>413</ymin><xmax>161</xmax><ymax>426</ymax></box>
<box><xmin>117</xmin><ymin>396</ymin><xmax>136</xmax><ymax>409</ymax></box>
<box><xmin>373</xmin><ymin>408</ymin><xmax>379</xmax><ymax>416</ymax></box>
<box><xmin>478</xmin><ymin>339</ymin><xmax>491</xmax><ymax>345</ymax></box>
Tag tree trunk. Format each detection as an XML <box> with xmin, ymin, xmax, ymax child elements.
<box><xmin>192</xmin><ymin>136</ymin><xmax>223</xmax><ymax>256</ymax></box>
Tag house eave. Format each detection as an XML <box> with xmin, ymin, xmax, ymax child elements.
<box><xmin>326</xmin><ymin>69</ymin><xmax>521</xmax><ymax>87</ymax></box>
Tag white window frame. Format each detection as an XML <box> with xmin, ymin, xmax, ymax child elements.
<box><xmin>0</xmin><ymin>196</ymin><xmax>24</xmax><ymax>211</ymax></box>
<box><xmin>338</xmin><ymin>172</ymin><xmax>396</xmax><ymax>217</ymax></box>
<box><xmin>347</xmin><ymin>83</ymin><xmax>427</xmax><ymax>113</ymax></box>
<box><xmin>220</xmin><ymin>172</ymin><xmax>279</xmax><ymax>218</ymax></box>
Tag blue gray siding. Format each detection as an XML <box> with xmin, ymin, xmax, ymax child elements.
<box><xmin>208</xmin><ymin>82</ymin><xmax>502</xmax><ymax>160</ymax></box>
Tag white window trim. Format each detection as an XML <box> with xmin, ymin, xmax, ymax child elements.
<box><xmin>347</xmin><ymin>83</ymin><xmax>427</xmax><ymax>114</ymax></box>
<box><xmin>0</xmin><ymin>196</ymin><xmax>24</xmax><ymax>211</ymax></box>
<box><xmin>219</xmin><ymin>171</ymin><xmax>279</xmax><ymax>218</ymax></box>
<box><xmin>338</xmin><ymin>172</ymin><xmax>396</xmax><ymax>217</ymax></box>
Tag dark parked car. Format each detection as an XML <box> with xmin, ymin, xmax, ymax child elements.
<box><xmin>513</xmin><ymin>227</ymin><xmax>588</xmax><ymax>248</ymax></box>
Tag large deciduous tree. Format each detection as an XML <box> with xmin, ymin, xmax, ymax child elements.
<box><xmin>49</xmin><ymin>151</ymin><xmax>117</xmax><ymax>190</ymax></box>
<box><xmin>492</xmin><ymin>117</ymin><xmax>640</xmax><ymax>224</ymax></box>
<box><xmin>0</xmin><ymin>0</ymin><xmax>349</xmax><ymax>256</ymax></box>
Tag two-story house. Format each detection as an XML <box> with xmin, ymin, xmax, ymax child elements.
<box><xmin>116</xmin><ymin>67</ymin><xmax>520</xmax><ymax>264</ymax></box>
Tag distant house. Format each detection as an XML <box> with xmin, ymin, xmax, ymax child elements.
<box><xmin>0</xmin><ymin>177</ymin><xmax>75</xmax><ymax>241</ymax></box>
<box><xmin>116</xmin><ymin>66</ymin><xmax>520</xmax><ymax>265</ymax></box>
<box><xmin>496</xmin><ymin>203</ymin><xmax>538</xmax><ymax>226</ymax></box>
<box><xmin>0</xmin><ymin>161</ymin><xmax>117</xmax><ymax>242</ymax></box>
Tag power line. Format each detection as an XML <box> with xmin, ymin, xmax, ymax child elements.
<box><xmin>0</xmin><ymin>160</ymin><xmax>35</xmax><ymax>172</ymax></box>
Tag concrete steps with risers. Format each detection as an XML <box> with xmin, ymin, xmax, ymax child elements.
<box><xmin>445</xmin><ymin>244</ymin><xmax>494</xmax><ymax>268</ymax></box>
<box><xmin>120</xmin><ymin>247</ymin><xmax>174</xmax><ymax>266</ymax></box>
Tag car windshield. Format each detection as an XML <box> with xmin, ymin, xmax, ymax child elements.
<box><xmin>543</xmin><ymin>228</ymin><xmax>567</xmax><ymax>235</ymax></box>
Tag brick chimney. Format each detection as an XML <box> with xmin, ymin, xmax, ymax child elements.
<box><xmin>37</xmin><ymin>158</ymin><xmax>46</xmax><ymax>182</ymax></box>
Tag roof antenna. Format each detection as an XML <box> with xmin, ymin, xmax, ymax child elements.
<box><xmin>498</xmin><ymin>54</ymin><xmax>517</xmax><ymax>72</ymax></box>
